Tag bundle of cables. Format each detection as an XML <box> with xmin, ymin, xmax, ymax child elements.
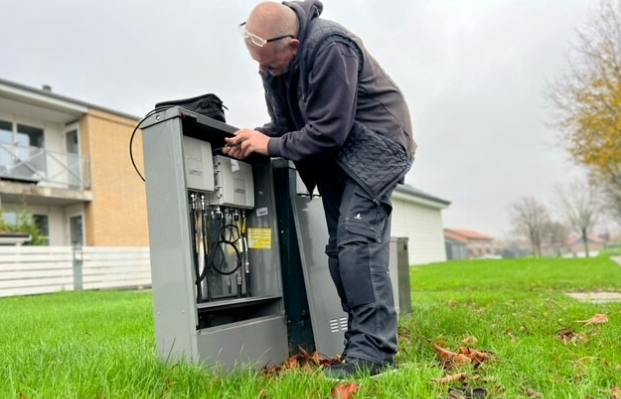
<box><xmin>129</xmin><ymin>94</ymin><xmax>227</xmax><ymax>182</ymax></box>
<box><xmin>194</xmin><ymin>207</ymin><xmax>250</xmax><ymax>301</ymax></box>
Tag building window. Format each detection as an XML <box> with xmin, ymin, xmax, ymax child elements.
<box><xmin>17</xmin><ymin>124</ymin><xmax>45</xmax><ymax>148</ymax></box>
<box><xmin>0</xmin><ymin>120</ymin><xmax>13</xmax><ymax>168</ymax></box>
<box><xmin>34</xmin><ymin>215</ymin><xmax>49</xmax><ymax>246</ymax></box>
<box><xmin>2</xmin><ymin>212</ymin><xmax>49</xmax><ymax>245</ymax></box>
<box><xmin>69</xmin><ymin>215</ymin><xmax>84</xmax><ymax>246</ymax></box>
<box><xmin>0</xmin><ymin>120</ymin><xmax>12</xmax><ymax>142</ymax></box>
<box><xmin>0</xmin><ymin>121</ymin><xmax>46</xmax><ymax>178</ymax></box>
<box><xmin>2</xmin><ymin>211</ymin><xmax>17</xmax><ymax>226</ymax></box>
<box><xmin>0</xmin><ymin>121</ymin><xmax>45</xmax><ymax>148</ymax></box>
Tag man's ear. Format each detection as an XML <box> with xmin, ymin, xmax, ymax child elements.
<box><xmin>289</xmin><ymin>38</ymin><xmax>300</xmax><ymax>52</ymax></box>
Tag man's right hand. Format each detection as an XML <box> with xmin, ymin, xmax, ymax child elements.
<box><xmin>223</xmin><ymin>129</ymin><xmax>270</xmax><ymax>159</ymax></box>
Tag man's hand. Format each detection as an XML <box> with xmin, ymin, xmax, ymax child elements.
<box><xmin>223</xmin><ymin>129</ymin><xmax>270</xmax><ymax>159</ymax></box>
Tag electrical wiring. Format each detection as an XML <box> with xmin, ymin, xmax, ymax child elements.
<box><xmin>129</xmin><ymin>106</ymin><xmax>174</xmax><ymax>182</ymax></box>
<box><xmin>190</xmin><ymin>198</ymin><xmax>203</xmax><ymax>300</ymax></box>
<box><xmin>197</xmin><ymin>211</ymin><xmax>244</xmax><ymax>284</ymax></box>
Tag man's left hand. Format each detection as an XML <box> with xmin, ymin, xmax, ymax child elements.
<box><xmin>223</xmin><ymin>129</ymin><xmax>270</xmax><ymax>159</ymax></box>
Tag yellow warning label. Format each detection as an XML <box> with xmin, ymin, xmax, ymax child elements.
<box><xmin>247</xmin><ymin>228</ymin><xmax>272</xmax><ymax>249</ymax></box>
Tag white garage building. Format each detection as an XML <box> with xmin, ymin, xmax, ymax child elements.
<box><xmin>391</xmin><ymin>185</ymin><xmax>450</xmax><ymax>265</ymax></box>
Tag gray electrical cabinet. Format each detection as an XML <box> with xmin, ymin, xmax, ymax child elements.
<box><xmin>390</xmin><ymin>237</ymin><xmax>412</xmax><ymax>315</ymax></box>
<box><xmin>271</xmin><ymin>160</ymin><xmax>348</xmax><ymax>358</ymax></box>
<box><xmin>141</xmin><ymin>108</ymin><xmax>288</xmax><ymax>369</ymax></box>
<box><xmin>140</xmin><ymin>106</ymin><xmax>410</xmax><ymax>371</ymax></box>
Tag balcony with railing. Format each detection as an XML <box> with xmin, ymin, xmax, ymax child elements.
<box><xmin>0</xmin><ymin>143</ymin><xmax>90</xmax><ymax>190</ymax></box>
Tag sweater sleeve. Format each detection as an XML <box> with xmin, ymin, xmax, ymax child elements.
<box><xmin>267</xmin><ymin>39</ymin><xmax>360</xmax><ymax>160</ymax></box>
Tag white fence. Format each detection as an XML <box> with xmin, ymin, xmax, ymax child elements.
<box><xmin>0</xmin><ymin>246</ymin><xmax>151</xmax><ymax>298</ymax></box>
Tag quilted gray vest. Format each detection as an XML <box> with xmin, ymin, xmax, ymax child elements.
<box><xmin>268</xmin><ymin>19</ymin><xmax>412</xmax><ymax>201</ymax></box>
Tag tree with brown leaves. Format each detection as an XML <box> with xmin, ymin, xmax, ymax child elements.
<box><xmin>547</xmin><ymin>0</ymin><xmax>621</xmax><ymax>220</ymax></box>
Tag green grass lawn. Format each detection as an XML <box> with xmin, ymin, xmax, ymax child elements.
<box><xmin>1</xmin><ymin>257</ymin><xmax>620</xmax><ymax>398</ymax></box>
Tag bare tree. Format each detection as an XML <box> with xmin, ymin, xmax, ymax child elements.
<box><xmin>511</xmin><ymin>197</ymin><xmax>551</xmax><ymax>258</ymax></box>
<box><xmin>546</xmin><ymin>220</ymin><xmax>570</xmax><ymax>257</ymax></box>
<box><xmin>554</xmin><ymin>179</ymin><xmax>600</xmax><ymax>257</ymax></box>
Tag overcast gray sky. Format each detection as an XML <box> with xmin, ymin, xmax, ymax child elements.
<box><xmin>0</xmin><ymin>0</ymin><xmax>598</xmax><ymax>237</ymax></box>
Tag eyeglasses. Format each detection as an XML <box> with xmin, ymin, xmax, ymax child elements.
<box><xmin>238</xmin><ymin>22</ymin><xmax>295</xmax><ymax>47</ymax></box>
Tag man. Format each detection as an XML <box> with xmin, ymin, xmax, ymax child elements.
<box><xmin>224</xmin><ymin>0</ymin><xmax>415</xmax><ymax>379</ymax></box>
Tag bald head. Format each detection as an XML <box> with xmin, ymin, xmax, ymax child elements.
<box><xmin>246</xmin><ymin>2</ymin><xmax>299</xmax><ymax>44</ymax></box>
<box><xmin>242</xmin><ymin>2</ymin><xmax>301</xmax><ymax>76</ymax></box>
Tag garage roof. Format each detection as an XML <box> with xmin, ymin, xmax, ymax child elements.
<box><xmin>394</xmin><ymin>184</ymin><xmax>450</xmax><ymax>209</ymax></box>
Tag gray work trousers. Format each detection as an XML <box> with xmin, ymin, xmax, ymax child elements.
<box><xmin>316</xmin><ymin>166</ymin><xmax>397</xmax><ymax>366</ymax></box>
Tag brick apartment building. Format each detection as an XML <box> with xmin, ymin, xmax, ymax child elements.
<box><xmin>0</xmin><ymin>78</ymin><xmax>147</xmax><ymax>246</ymax></box>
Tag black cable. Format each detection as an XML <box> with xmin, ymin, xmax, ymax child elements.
<box><xmin>199</xmin><ymin>214</ymin><xmax>243</xmax><ymax>280</ymax></box>
<box><xmin>208</xmin><ymin>238</ymin><xmax>242</xmax><ymax>276</ymax></box>
<box><xmin>221</xmin><ymin>224</ymin><xmax>241</xmax><ymax>243</ymax></box>
<box><xmin>189</xmin><ymin>199</ymin><xmax>203</xmax><ymax>301</ymax></box>
<box><xmin>129</xmin><ymin>106</ymin><xmax>174</xmax><ymax>182</ymax></box>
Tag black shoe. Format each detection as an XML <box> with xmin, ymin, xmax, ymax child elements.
<box><xmin>324</xmin><ymin>358</ymin><xmax>391</xmax><ymax>380</ymax></box>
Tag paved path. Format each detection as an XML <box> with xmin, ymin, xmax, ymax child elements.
<box><xmin>565</xmin><ymin>257</ymin><xmax>621</xmax><ymax>303</ymax></box>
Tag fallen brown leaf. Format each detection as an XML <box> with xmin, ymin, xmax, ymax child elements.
<box><xmin>556</xmin><ymin>327</ymin><xmax>577</xmax><ymax>345</ymax></box>
<box><xmin>448</xmin><ymin>388</ymin><xmax>468</xmax><ymax>399</ymax></box>
<box><xmin>284</xmin><ymin>355</ymin><xmax>300</xmax><ymax>369</ymax></box>
<box><xmin>556</xmin><ymin>327</ymin><xmax>589</xmax><ymax>346</ymax></box>
<box><xmin>431</xmin><ymin>372</ymin><xmax>467</xmax><ymax>384</ymax></box>
<box><xmin>311</xmin><ymin>351</ymin><xmax>322</xmax><ymax>365</ymax></box>
<box><xmin>571</xmin><ymin>359</ymin><xmax>587</xmax><ymax>374</ymax></box>
<box><xmin>261</xmin><ymin>365</ymin><xmax>282</xmax><ymax>377</ymax></box>
<box><xmin>318</xmin><ymin>353</ymin><xmax>342</xmax><ymax>367</ymax></box>
<box><xmin>458</xmin><ymin>347</ymin><xmax>491</xmax><ymax>365</ymax></box>
<box><xmin>448</xmin><ymin>387</ymin><xmax>487</xmax><ymax>399</ymax></box>
<box><xmin>575</xmin><ymin>314</ymin><xmax>609</xmax><ymax>325</ymax></box>
<box><xmin>433</xmin><ymin>343</ymin><xmax>492</xmax><ymax>370</ymax></box>
<box><xmin>526</xmin><ymin>388</ymin><xmax>542</xmax><ymax>398</ymax></box>
<box><xmin>504</xmin><ymin>330</ymin><xmax>516</xmax><ymax>341</ymax></box>
<box><xmin>433</xmin><ymin>342</ymin><xmax>454</xmax><ymax>360</ymax></box>
<box><xmin>462</xmin><ymin>336</ymin><xmax>478</xmax><ymax>346</ymax></box>
<box><xmin>612</xmin><ymin>386</ymin><xmax>621</xmax><ymax>399</ymax></box>
<box><xmin>161</xmin><ymin>377</ymin><xmax>173</xmax><ymax>397</ymax></box>
<box><xmin>434</xmin><ymin>343</ymin><xmax>472</xmax><ymax>368</ymax></box>
<box><xmin>331</xmin><ymin>382</ymin><xmax>360</xmax><ymax>399</ymax></box>
<box><xmin>261</xmin><ymin>349</ymin><xmax>341</xmax><ymax>376</ymax></box>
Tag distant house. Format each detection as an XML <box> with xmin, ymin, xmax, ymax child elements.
<box><xmin>391</xmin><ymin>185</ymin><xmax>451</xmax><ymax>265</ymax></box>
<box><xmin>566</xmin><ymin>235</ymin><xmax>606</xmax><ymax>256</ymax></box>
<box><xmin>444</xmin><ymin>228</ymin><xmax>495</xmax><ymax>259</ymax></box>
<box><xmin>444</xmin><ymin>229</ymin><xmax>469</xmax><ymax>260</ymax></box>
<box><xmin>542</xmin><ymin>235</ymin><xmax>607</xmax><ymax>258</ymax></box>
